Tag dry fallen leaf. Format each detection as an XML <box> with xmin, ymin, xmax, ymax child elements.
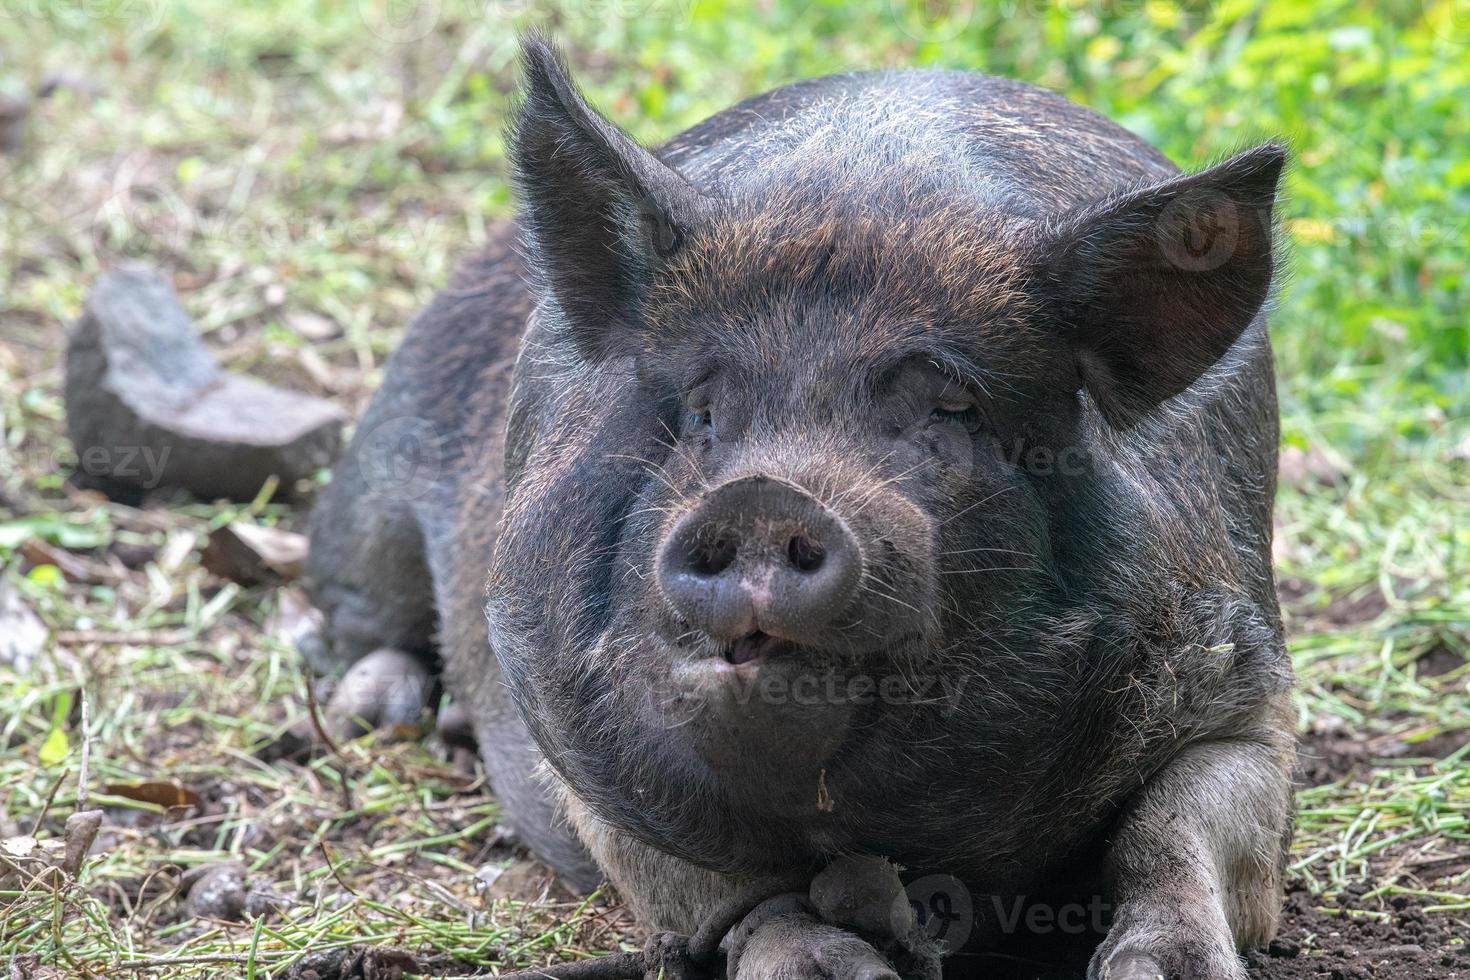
<box><xmin>0</xmin><ymin>809</ymin><xmax>103</xmax><ymax>907</ymax></box>
<box><xmin>202</xmin><ymin>522</ymin><xmax>308</xmax><ymax>585</ymax></box>
<box><xmin>2</xmin><ymin>836</ymin><xmax>43</xmax><ymax>859</ymax></box>
<box><xmin>158</xmin><ymin>528</ymin><xmax>199</xmax><ymax>574</ymax></box>
<box><xmin>270</xmin><ymin>586</ymin><xmax>325</xmax><ymax>652</ymax></box>
<box><xmin>20</xmin><ymin>537</ymin><xmax>125</xmax><ymax>585</ymax></box>
<box><xmin>103</xmin><ymin>781</ymin><xmax>202</xmax><ymax>811</ymax></box>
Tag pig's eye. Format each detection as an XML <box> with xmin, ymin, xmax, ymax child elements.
<box><xmin>687</xmin><ymin>400</ymin><xmax>713</xmax><ymax>431</ymax></box>
<box><xmin>930</xmin><ymin>393</ymin><xmax>982</xmax><ymax>433</ymax></box>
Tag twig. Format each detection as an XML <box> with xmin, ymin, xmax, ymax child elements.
<box><xmin>77</xmin><ymin>687</ymin><xmax>91</xmax><ymax>812</ymax></box>
<box><xmin>304</xmin><ymin>670</ymin><xmax>345</xmax><ymax>760</ymax></box>
<box><xmin>27</xmin><ymin>768</ymin><xmax>66</xmax><ymax>837</ymax></box>
<box><xmin>54</xmin><ymin>629</ymin><xmax>191</xmax><ymax>646</ymax></box>
<box><xmin>113</xmin><ymin>952</ymin><xmax>265</xmax><ymax>969</ymax></box>
<box><xmin>319</xmin><ymin>841</ymin><xmax>362</xmax><ymax>899</ymax></box>
<box><xmin>498</xmin><ymin>952</ymin><xmax>643</xmax><ymax>980</ymax></box>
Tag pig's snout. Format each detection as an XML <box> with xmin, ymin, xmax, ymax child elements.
<box><xmin>658</xmin><ymin>475</ymin><xmax>862</xmax><ymax>645</ymax></box>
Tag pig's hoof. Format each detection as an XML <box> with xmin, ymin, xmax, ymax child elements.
<box><xmin>1087</xmin><ymin>903</ymin><xmax>1245</xmax><ymax>980</ymax></box>
<box><xmin>434</xmin><ymin>700</ymin><xmax>479</xmax><ymax>751</ymax></box>
<box><xmin>1096</xmin><ymin>952</ymin><xmax>1166</xmax><ymax>979</ymax></box>
<box><xmin>808</xmin><ymin>855</ymin><xmax>914</xmax><ymax>942</ymax></box>
<box><xmin>727</xmin><ymin>904</ymin><xmax>900</xmax><ymax>980</ymax></box>
<box><xmin>324</xmin><ymin>647</ymin><xmax>436</xmax><ymax>740</ymax></box>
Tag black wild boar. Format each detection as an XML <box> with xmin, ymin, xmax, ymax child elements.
<box><xmin>305</xmin><ymin>37</ymin><xmax>1293</xmax><ymax>980</ymax></box>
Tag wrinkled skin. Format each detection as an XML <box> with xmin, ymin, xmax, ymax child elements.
<box><xmin>306</xmin><ymin>38</ymin><xmax>1294</xmax><ymax>980</ymax></box>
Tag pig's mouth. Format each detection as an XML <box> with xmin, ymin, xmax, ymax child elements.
<box><xmin>722</xmin><ymin>630</ymin><xmax>797</xmax><ymax>666</ymax></box>
<box><xmin>670</xmin><ymin>623</ymin><xmax>920</xmax><ymax>670</ymax></box>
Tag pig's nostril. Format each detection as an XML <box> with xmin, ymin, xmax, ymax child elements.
<box><xmin>658</xmin><ymin>475</ymin><xmax>862</xmax><ymax>644</ymax></box>
<box><xmin>787</xmin><ymin>533</ymin><xmax>825</xmax><ymax>573</ymax></box>
<box><xmin>689</xmin><ymin>536</ymin><xmax>737</xmax><ymax>577</ymax></box>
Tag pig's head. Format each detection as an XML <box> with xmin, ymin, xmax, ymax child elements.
<box><xmin>487</xmin><ymin>40</ymin><xmax>1284</xmax><ymax>874</ymax></box>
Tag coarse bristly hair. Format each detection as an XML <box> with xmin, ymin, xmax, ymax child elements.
<box><xmin>307</xmin><ymin>31</ymin><xmax>1298</xmax><ymax>963</ymax></box>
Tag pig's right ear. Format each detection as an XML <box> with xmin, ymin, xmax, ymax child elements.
<box><xmin>1039</xmin><ymin>144</ymin><xmax>1285</xmax><ymax>429</ymax></box>
<box><xmin>509</xmin><ymin>36</ymin><xmax>705</xmax><ymax>361</ymax></box>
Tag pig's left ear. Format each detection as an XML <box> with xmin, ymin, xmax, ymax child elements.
<box><xmin>1040</xmin><ymin>144</ymin><xmax>1285</xmax><ymax>428</ymax></box>
<box><xmin>510</xmin><ymin>35</ymin><xmax>706</xmax><ymax>361</ymax></box>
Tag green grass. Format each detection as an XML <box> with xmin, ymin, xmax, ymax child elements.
<box><xmin>2</xmin><ymin>0</ymin><xmax>1468</xmax><ymax>974</ymax></box>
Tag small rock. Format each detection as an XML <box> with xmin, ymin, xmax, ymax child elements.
<box><xmin>286</xmin><ymin>311</ymin><xmax>343</xmax><ymax>343</ymax></box>
<box><xmin>326</xmin><ymin>648</ymin><xmax>434</xmax><ymax>740</ymax></box>
<box><xmin>0</xmin><ymin>581</ymin><xmax>47</xmax><ymax>674</ymax></box>
<box><xmin>60</xmin><ymin>810</ymin><xmax>102</xmax><ymax>878</ymax></box>
<box><xmin>472</xmin><ymin>863</ymin><xmax>504</xmax><ymax>894</ymax></box>
<box><xmin>245</xmin><ymin>882</ymin><xmax>290</xmax><ymax>919</ymax></box>
<box><xmin>64</xmin><ymin>264</ymin><xmax>345</xmax><ymax>502</ymax></box>
<box><xmin>182</xmin><ymin>861</ymin><xmax>248</xmax><ymax>921</ymax></box>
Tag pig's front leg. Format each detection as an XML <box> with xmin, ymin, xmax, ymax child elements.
<box><xmin>1088</xmin><ymin>731</ymin><xmax>1294</xmax><ymax>980</ymax></box>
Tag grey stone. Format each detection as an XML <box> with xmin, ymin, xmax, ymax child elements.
<box><xmin>182</xmin><ymin>861</ymin><xmax>248</xmax><ymax>921</ymax></box>
<box><xmin>65</xmin><ymin>264</ymin><xmax>345</xmax><ymax>502</ymax></box>
<box><xmin>0</xmin><ymin>582</ymin><xmax>46</xmax><ymax>674</ymax></box>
